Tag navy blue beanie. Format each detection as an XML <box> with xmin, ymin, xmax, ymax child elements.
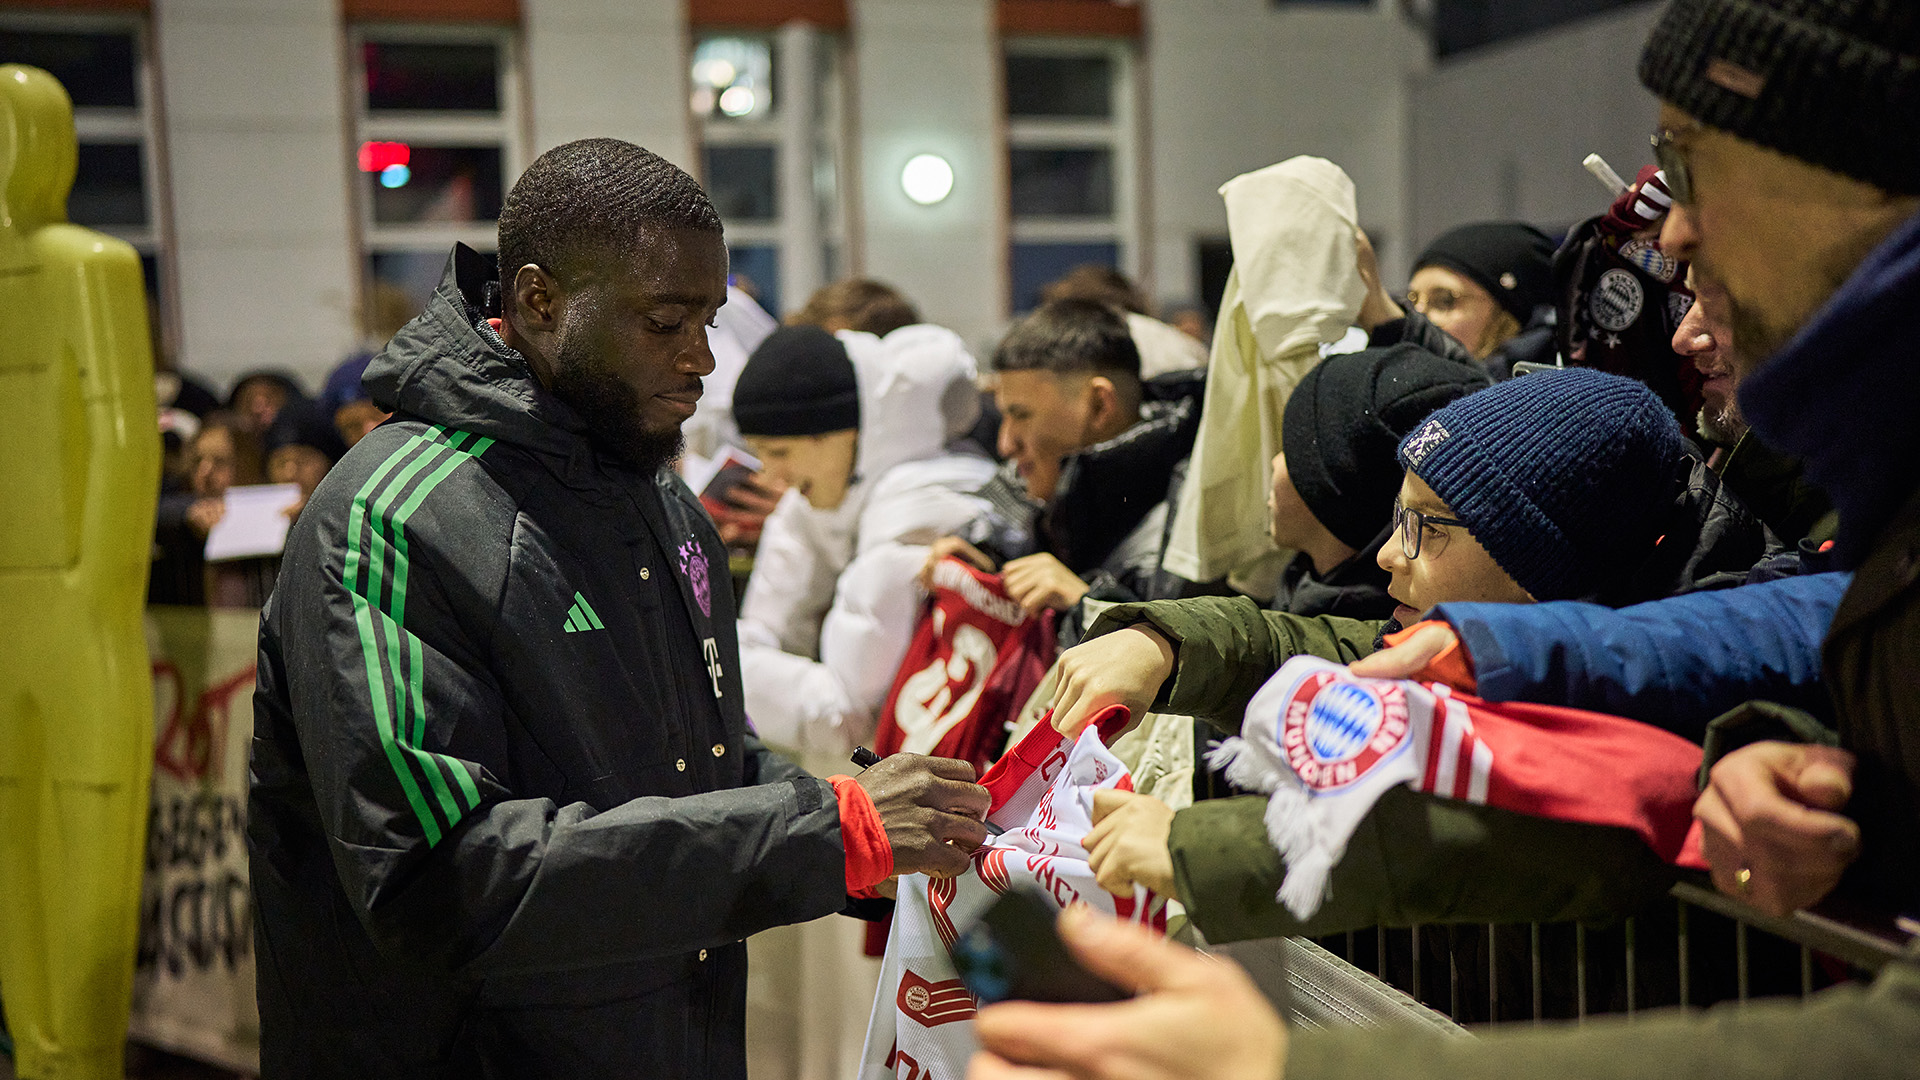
<box><xmin>1395</xmin><ymin>368</ymin><xmax>1688</xmax><ymax>601</ymax></box>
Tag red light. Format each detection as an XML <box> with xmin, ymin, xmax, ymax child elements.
<box><xmin>358</xmin><ymin>141</ymin><xmax>410</xmax><ymax>173</ymax></box>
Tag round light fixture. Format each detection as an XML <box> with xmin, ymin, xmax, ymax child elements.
<box><xmin>718</xmin><ymin>86</ymin><xmax>756</xmax><ymax>117</ymax></box>
<box><xmin>901</xmin><ymin>153</ymin><xmax>954</xmax><ymax>206</ymax></box>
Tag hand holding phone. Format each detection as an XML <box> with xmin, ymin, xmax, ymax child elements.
<box><xmin>951</xmin><ymin>888</ymin><xmax>1129</xmax><ymax>1004</ymax></box>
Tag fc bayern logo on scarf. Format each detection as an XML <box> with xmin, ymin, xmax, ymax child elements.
<box><xmin>1279</xmin><ymin>669</ymin><xmax>1412</xmax><ymax>792</ymax></box>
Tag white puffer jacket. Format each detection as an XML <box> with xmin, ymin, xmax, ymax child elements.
<box><xmin>738</xmin><ymin>324</ymin><xmax>996</xmax><ymax>755</ymax></box>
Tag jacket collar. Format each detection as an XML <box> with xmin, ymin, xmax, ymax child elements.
<box><xmin>1043</xmin><ymin>372</ymin><xmax>1205</xmax><ymax>573</ymax></box>
<box><xmin>1739</xmin><ymin>207</ymin><xmax>1920</xmax><ymax>569</ymax></box>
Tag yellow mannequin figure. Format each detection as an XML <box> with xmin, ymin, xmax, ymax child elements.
<box><xmin>0</xmin><ymin>65</ymin><xmax>160</xmax><ymax>1079</ymax></box>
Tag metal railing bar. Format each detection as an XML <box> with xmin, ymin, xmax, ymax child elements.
<box><xmin>1575</xmin><ymin>923</ymin><xmax>1588</xmax><ymax>1021</ymax></box>
<box><xmin>1737</xmin><ymin>920</ymin><xmax>1750</xmax><ymax>1004</ymax></box>
<box><xmin>1530</xmin><ymin>922</ymin><xmax>1543</xmax><ymax>1023</ymax></box>
<box><xmin>1624</xmin><ymin>916</ymin><xmax>1637</xmax><ymax>1017</ymax></box>
<box><xmin>1670</xmin><ymin>882</ymin><xmax>1912</xmax><ymax>974</ymax></box>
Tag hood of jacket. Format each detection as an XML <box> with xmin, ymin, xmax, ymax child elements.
<box><xmin>1270</xmin><ymin>532</ymin><xmax>1398</xmax><ymax>621</ymax></box>
<box><xmin>1044</xmin><ymin>369</ymin><xmax>1206</xmax><ymax>574</ymax></box>
<box><xmin>363</xmin><ymin>245</ymin><xmax>596</xmax><ymax>467</ymax></box>
<box><xmin>1739</xmin><ymin>206</ymin><xmax>1920</xmax><ymax>569</ymax></box>
<box><xmin>838</xmin><ymin>323</ymin><xmax>982</xmax><ymax>486</ymax></box>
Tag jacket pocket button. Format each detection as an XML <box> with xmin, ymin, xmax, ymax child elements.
<box><xmin>675</xmin><ymin>758</ymin><xmax>687</xmax><ymax>772</ymax></box>
<box><xmin>712</xmin><ymin>743</ymin><xmax>726</xmax><ymax>757</ymax></box>
<box><xmin>640</xmin><ymin>567</ymin><xmax>651</xmax><ymax>580</ymax></box>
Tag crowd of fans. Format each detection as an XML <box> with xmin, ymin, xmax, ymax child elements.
<box><xmin>132</xmin><ymin>0</ymin><xmax>1920</xmax><ymax>1074</ymax></box>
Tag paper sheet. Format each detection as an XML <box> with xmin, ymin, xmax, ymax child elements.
<box><xmin>203</xmin><ymin>483</ymin><xmax>301</xmax><ymax>562</ymax></box>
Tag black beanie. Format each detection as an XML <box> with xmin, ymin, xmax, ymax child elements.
<box><xmin>1414</xmin><ymin>223</ymin><xmax>1558</xmax><ymax>324</ymax></box>
<box><xmin>733</xmin><ymin>324</ymin><xmax>861</xmax><ymax>437</ymax></box>
<box><xmin>1282</xmin><ymin>344</ymin><xmax>1492</xmax><ymax>551</ymax></box>
<box><xmin>1639</xmin><ymin>0</ymin><xmax>1920</xmax><ymax>195</ymax></box>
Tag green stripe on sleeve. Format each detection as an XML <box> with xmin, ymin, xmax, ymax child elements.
<box><xmin>342</xmin><ymin>425</ymin><xmax>494</xmax><ymax>846</ymax></box>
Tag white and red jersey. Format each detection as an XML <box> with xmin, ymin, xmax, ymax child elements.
<box><xmin>859</xmin><ymin>716</ymin><xmax>1166</xmax><ymax>1080</ymax></box>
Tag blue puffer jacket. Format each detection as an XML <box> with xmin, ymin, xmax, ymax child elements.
<box><xmin>1428</xmin><ymin>571</ymin><xmax>1849</xmax><ymax>741</ymax></box>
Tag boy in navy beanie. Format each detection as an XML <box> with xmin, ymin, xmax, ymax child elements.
<box><xmin>1384</xmin><ymin>367</ymin><xmax>1689</xmax><ymax>626</ymax></box>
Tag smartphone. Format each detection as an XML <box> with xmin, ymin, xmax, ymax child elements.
<box><xmin>950</xmin><ymin>888</ymin><xmax>1129</xmax><ymax>1005</ymax></box>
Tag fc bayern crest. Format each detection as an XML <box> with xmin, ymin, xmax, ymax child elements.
<box><xmin>1276</xmin><ymin>670</ymin><xmax>1412</xmax><ymax>792</ymax></box>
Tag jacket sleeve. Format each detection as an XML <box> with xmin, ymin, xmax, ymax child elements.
<box><xmin>1085</xmin><ymin>596</ymin><xmax>1382</xmax><ymax>732</ymax></box>
<box><xmin>1284</xmin><ymin>959</ymin><xmax>1920</xmax><ymax>1080</ymax></box>
<box><xmin>274</xmin><ymin>500</ymin><xmax>848</xmax><ymax>980</ymax></box>
<box><xmin>738</xmin><ymin>488</ymin><xmax>846</xmax><ymax>657</ymax></box>
<box><xmin>1168</xmin><ymin>787</ymin><xmax>1682</xmax><ymax>944</ymax></box>
<box><xmin>741</xmin><ymin>539</ymin><xmax>928</xmax><ymax>754</ymax></box>
<box><xmin>1428</xmin><ymin>572</ymin><xmax>1847</xmax><ymax>740</ymax></box>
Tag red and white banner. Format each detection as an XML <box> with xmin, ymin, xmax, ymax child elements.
<box><xmin>1213</xmin><ymin>655</ymin><xmax>1708</xmax><ymax>919</ymax></box>
<box><xmin>859</xmin><ymin>712</ymin><xmax>1160</xmax><ymax>1080</ymax></box>
<box><xmin>875</xmin><ymin>558</ymin><xmax>1056</xmax><ymax>774</ymax></box>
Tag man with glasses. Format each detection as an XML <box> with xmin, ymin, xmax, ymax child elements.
<box><xmin>1038</xmin><ymin>369</ymin><xmax>1760</xmax><ymax>939</ymax></box>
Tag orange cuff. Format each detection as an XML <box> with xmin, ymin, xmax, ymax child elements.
<box><xmin>828</xmin><ymin>774</ymin><xmax>894</xmax><ymax>895</ymax></box>
<box><xmin>1381</xmin><ymin>620</ymin><xmax>1477</xmax><ymax>692</ymax></box>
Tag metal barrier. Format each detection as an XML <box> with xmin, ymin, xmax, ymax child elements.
<box><xmin>1293</xmin><ymin>884</ymin><xmax>1917</xmax><ymax>1028</ymax></box>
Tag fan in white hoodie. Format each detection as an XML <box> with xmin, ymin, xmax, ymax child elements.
<box><xmin>733</xmin><ymin>323</ymin><xmax>997</xmax><ymax>755</ymax></box>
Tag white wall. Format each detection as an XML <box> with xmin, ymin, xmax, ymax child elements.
<box><xmin>1144</xmin><ymin>0</ymin><xmax>1429</xmax><ymax>300</ymax></box>
<box><xmin>522</xmin><ymin>0</ymin><xmax>692</xmax><ymax>170</ymax></box>
<box><xmin>1408</xmin><ymin>1</ymin><xmax>1663</xmax><ymax>253</ymax></box>
<box><xmin>152</xmin><ymin>0</ymin><xmax>360</xmax><ymax>393</ymax></box>
<box><xmin>850</xmin><ymin>0</ymin><xmax>1003</xmax><ymax>350</ymax></box>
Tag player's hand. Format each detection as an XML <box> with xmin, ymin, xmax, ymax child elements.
<box><xmin>856</xmin><ymin>753</ymin><xmax>991</xmax><ymax>879</ymax></box>
<box><xmin>1002</xmin><ymin>553</ymin><xmax>1092</xmax><ymax>615</ymax></box>
<box><xmin>1084</xmin><ymin>790</ymin><xmax>1177</xmax><ymax>898</ymax></box>
<box><xmin>1694</xmin><ymin>741</ymin><xmax>1860</xmax><ymax>917</ymax></box>
<box><xmin>969</xmin><ymin>906</ymin><xmax>1286</xmax><ymax>1080</ymax></box>
<box><xmin>919</xmin><ymin>536</ymin><xmax>997</xmax><ymax>589</ymax></box>
<box><xmin>1051</xmin><ymin>626</ymin><xmax>1174</xmax><ymax>738</ymax></box>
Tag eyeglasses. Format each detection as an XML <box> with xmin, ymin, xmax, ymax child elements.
<box><xmin>1393</xmin><ymin>498</ymin><xmax>1470</xmax><ymax>561</ymax></box>
<box><xmin>1404</xmin><ymin>286</ymin><xmax>1485</xmax><ymax>317</ymax></box>
<box><xmin>1650</xmin><ymin>126</ymin><xmax>1698</xmax><ymax>206</ymax></box>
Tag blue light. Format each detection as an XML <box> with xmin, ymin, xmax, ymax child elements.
<box><xmin>379</xmin><ymin>163</ymin><xmax>411</xmax><ymax>189</ymax></box>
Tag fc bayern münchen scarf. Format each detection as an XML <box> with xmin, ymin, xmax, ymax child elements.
<box><xmin>1211</xmin><ymin>656</ymin><xmax>1708</xmax><ymax>919</ymax></box>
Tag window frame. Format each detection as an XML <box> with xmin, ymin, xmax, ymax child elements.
<box><xmin>348</xmin><ymin>22</ymin><xmax>525</xmax><ymax>260</ymax></box>
<box><xmin>1002</xmin><ymin>35</ymin><xmax>1139</xmax><ymax>312</ymax></box>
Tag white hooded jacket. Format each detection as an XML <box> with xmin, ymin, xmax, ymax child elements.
<box><xmin>738</xmin><ymin>324</ymin><xmax>997</xmax><ymax>754</ymax></box>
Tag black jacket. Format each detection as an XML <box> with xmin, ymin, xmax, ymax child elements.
<box><xmin>247</xmin><ymin>246</ymin><xmax>850</xmax><ymax>1079</ymax></box>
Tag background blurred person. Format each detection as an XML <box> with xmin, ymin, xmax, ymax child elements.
<box><xmin>923</xmin><ymin>298</ymin><xmax>1208</xmax><ymax>647</ymax></box>
<box><xmin>262</xmin><ymin>396</ymin><xmax>347</xmax><ymax>521</ymax></box>
<box><xmin>1041</xmin><ymin>263</ymin><xmax>1210</xmax><ymax>378</ymax></box>
<box><xmin>788</xmin><ymin>276</ymin><xmax>921</xmax><ymax>336</ymax></box>
<box><xmin>733</xmin><ymin>322</ymin><xmax>995</xmax><ymax>755</ymax></box>
<box><xmin>149</xmin><ymin>411</ymin><xmax>264</xmax><ymax>606</ymax></box>
<box><xmin>1408</xmin><ymin>221</ymin><xmax>1557</xmax><ymax>375</ymax></box>
<box><xmin>224</xmin><ymin>368</ymin><xmax>304</xmax><ymax>439</ymax></box>
<box><xmin>1674</xmin><ymin>268</ymin><xmax>1834</xmax><ymax>552</ymax></box>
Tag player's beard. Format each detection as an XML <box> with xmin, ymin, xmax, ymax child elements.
<box><xmin>550</xmin><ymin>336</ymin><xmax>684</xmax><ymax>472</ymax></box>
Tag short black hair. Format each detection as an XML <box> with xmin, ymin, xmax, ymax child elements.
<box><xmin>496</xmin><ymin>138</ymin><xmax>723</xmax><ymax>293</ymax></box>
<box><xmin>992</xmin><ymin>297</ymin><xmax>1142</xmax><ymax>391</ymax></box>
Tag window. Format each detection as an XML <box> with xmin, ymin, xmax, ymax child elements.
<box><xmin>690</xmin><ymin>29</ymin><xmax>849</xmax><ymax>318</ymax></box>
<box><xmin>1003</xmin><ymin>40</ymin><xmax>1136</xmax><ymax>314</ymax></box>
<box><xmin>351</xmin><ymin>26</ymin><xmax>521</xmax><ymax>328</ymax></box>
<box><xmin>0</xmin><ymin>17</ymin><xmax>168</xmax><ymax>303</ymax></box>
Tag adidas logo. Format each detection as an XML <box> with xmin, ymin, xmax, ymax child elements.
<box><xmin>562</xmin><ymin>592</ymin><xmax>605</xmax><ymax>634</ymax></box>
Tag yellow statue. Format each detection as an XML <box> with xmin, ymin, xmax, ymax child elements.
<box><xmin>0</xmin><ymin>64</ymin><xmax>160</xmax><ymax>1079</ymax></box>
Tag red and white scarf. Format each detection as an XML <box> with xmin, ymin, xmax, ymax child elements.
<box><xmin>1211</xmin><ymin>656</ymin><xmax>1708</xmax><ymax>919</ymax></box>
